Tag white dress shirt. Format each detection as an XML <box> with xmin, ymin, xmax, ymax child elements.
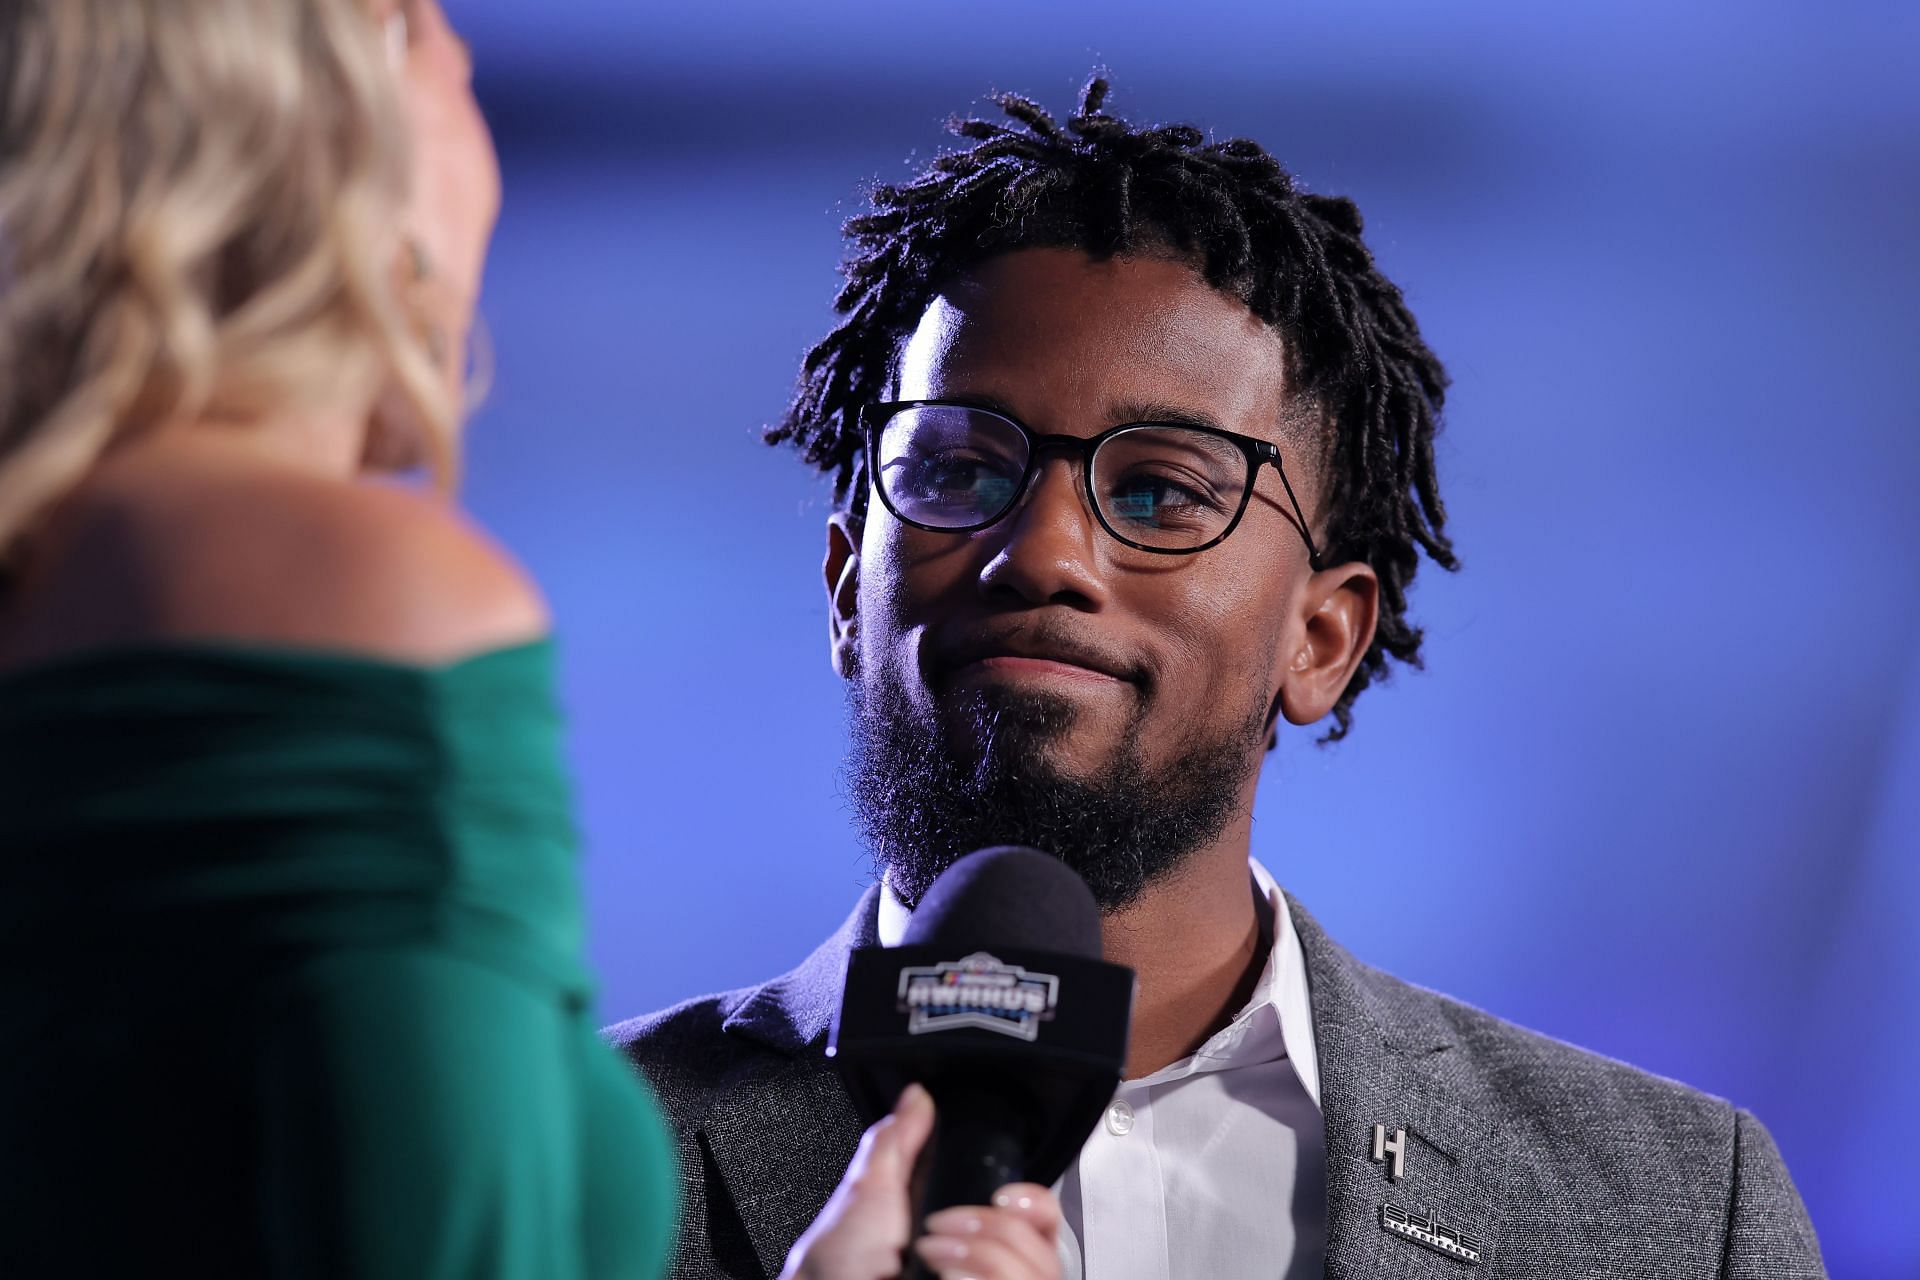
<box><xmin>878</xmin><ymin>858</ymin><xmax>1325</xmax><ymax>1279</ymax></box>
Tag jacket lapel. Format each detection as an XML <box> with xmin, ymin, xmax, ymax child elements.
<box><xmin>1291</xmin><ymin>898</ymin><xmax>1511</xmax><ymax>1278</ymax></box>
<box><xmin>695</xmin><ymin>886</ymin><xmax>1510</xmax><ymax>1278</ymax></box>
<box><xmin>699</xmin><ymin>888</ymin><xmax>881</xmax><ymax>1278</ymax></box>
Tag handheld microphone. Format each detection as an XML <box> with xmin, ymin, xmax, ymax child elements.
<box><xmin>828</xmin><ymin>847</ymin><xmax>1135</xmax><ymax>1249</ymax></box>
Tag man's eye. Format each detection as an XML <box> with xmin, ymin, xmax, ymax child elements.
<box><xmin>1105</xmin><ymin>473</ymin><xmax>1225</xmax><ymax>525</ymax></box>
<box><xmin>910</xmin><ymin>454</ymin><xmax>1014</xmax><ymax>499</ymax></box>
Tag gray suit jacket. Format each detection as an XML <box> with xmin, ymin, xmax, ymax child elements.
<box><xmin>606</xmin><ymin>888</ymin><xmax>1824</xmax><ymax>1279</ymax></box>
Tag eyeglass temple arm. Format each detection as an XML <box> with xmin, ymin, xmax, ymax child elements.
<box><xmin>1261</xmin><ymin>447</ymin><xmax>1323</xmax><ymax>571</ymax></box>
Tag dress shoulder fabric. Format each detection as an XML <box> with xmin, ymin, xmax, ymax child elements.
<box><xmin>0</xmin><ymin>639</ymin><xmax>676</xmax><ymax>1277</ymax></box>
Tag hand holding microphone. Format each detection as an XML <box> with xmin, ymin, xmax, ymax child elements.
<box><xmin>779</xmin><ymin>1084</ymin><xmax>1062</xmax><ymax>1280</ymax></box>
<box><xmin>785</xmin><ymin>846</ymin><xmax>1135</xmax><ymax>1280</ymax></box>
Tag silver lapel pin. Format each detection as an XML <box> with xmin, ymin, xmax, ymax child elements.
<box><xmin>1381</xmin><ymin>1202</ymin><xmax>1483</xmax><ymax>1266</ymax></box>
<box><xmin>1370</xmin><ymin>1123</ymin><xmax>1406</xmax><ymax>1181</ymax></box>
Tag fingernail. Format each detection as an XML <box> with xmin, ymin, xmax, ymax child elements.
<box><xmin>896</xmin><ymin>1082</ymin><xmax>930</xmax><ymax>1112</ymax></box>
<box><xmin>924</xmin><ymin>1209</ymin><xmax>984</xmax><ymax>1235</ymax></box>
<box><xmin>992</xmin><ymin>1188</ymin><xmax>1035</xmax><ymax>1210</ymax></box>
<box><xmin>915</xmin><ymin>1236</ymin><xmax>969</xmax><ymax>1264</ymax></box>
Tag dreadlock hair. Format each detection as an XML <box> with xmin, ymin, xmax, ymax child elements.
<box><xmin>768</xmin><ymin>77</ymin><xmax>1458</xmax><ymax>741</ymax></box>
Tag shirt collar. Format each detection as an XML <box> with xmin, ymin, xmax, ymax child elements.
<box><xmin>875</xmin><ymin>857</ymin><xmax>1321</xmax><ymax>1109</ymax></box>
<box><xmin>1252</xmin><ymin>856</ymin><xmax>1321</xmax><ymax>1108</ymax></box>
<box><xmin>877</xmin><ymin>871</ymin><xmax>912</xmax><ymax>948</ymax></box>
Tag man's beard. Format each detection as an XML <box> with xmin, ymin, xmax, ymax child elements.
<box><xmin>844</xmin><ymin>664</ymin><xmax>1268</xmax><ymax>913</ymax></box>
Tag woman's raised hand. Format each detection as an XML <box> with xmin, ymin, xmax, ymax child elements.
<box><xmin>780</xmin><ymin>1085</ymin><xmax>1063</xmax><ymax>1280</ymax></box>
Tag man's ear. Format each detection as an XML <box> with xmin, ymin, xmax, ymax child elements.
<box><xmin>824</xmin><ymin>510</ymin><xmax>861</xmax><ymax>680</ymax></box>
<box><xmin>1268</xmin><ymin>561</ymin><xmax>1379</xmax><ymax>736</ymax></box>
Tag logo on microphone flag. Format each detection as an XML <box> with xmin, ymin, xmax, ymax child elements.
<box><xmin>896</xmin><ymin>952</ymin><xmax>1061</xmax><ymax>1041</ymax></box>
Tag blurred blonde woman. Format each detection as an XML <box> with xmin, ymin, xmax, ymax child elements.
<box><xmin>0</xmin><ymin>2</ymin><xmax>1060</xmax><ymax>1277</ymax></box>
<box><xmin>0</xmin><ymin>0</ymin><xmax>683</xmax><ymax>1274</ymax></box>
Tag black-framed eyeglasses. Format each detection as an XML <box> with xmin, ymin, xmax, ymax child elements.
<box><xmin>860</xmin><ymin>400</ymin><xmax>1322</xmax><ymax>567</ymax></box>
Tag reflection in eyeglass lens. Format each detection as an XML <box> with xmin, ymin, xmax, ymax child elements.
<box><xmin>1094</xmin><ymin>427</ymin><xmax>1243</xmax><ymax>545</ymax></box>
<box><xmin>878</xmin><ymin>407</ymin><xmax>1025</xmax><ymax>525</ymax></box>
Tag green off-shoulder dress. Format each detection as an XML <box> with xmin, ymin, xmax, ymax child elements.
<box><xmin>0</xmin><ymin>639</ymin><xmax>676</xmax><ymax>1277</ymax></box>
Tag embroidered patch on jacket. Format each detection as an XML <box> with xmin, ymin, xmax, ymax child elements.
<box><xmin>1380</xmin><ymin>1202</ymin><xmax>1483</xmax><ymax>1265</ymax></box>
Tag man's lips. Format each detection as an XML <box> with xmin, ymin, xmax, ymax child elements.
<box><xmin>953</xmin><ymin>654</ymin><xmax>1127</xmax><ymax>685</ymax></box>
<box><xmin>932</xmin><ymin>628</ymin><xmax>1140</xmax><ymax>688</ymax></box>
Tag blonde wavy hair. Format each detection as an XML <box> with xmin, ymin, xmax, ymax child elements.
<box><xmin>0</xmin><ymin>0</ymin><xmax>455</xmax><ymax>567</ymax></box>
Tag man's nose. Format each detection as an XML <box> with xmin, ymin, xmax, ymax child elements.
<box><xmin>976</xmin><ymin>457</ymin><xmax>1109</xmax><ymax>610</ymax></box>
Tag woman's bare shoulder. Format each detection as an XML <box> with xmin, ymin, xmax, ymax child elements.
<box><xmin>2</xmin><ymin>445</ymin><xmax>549</xmax><ymax>669</ymax></box>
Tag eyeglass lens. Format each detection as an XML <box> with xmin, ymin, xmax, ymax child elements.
<box><xmin>874</xmin><ymin>405</ymin><xmax>1249</xmax><ymax>550</ymax></box>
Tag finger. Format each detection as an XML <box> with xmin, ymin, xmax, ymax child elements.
<box><xmin>777</xmin><ymin>1089</ymin><xmax>937</xmax><ymax>1280</ymax></box>
<box><xmin>990</xmin><ymin>1184</ymin><xmax>1064</xmax><ymax>1240</ymax></box>
<box><xmin>924</xmin><ymin>1206</ymin><xmax>1056</xmax><ymax>1276</ymax></box>
<box><xmin>864</xmin><ymin>1083</ymin><xmax>934</xmax><ymax>1181</ymax></box>
<box><xmin>832</xmin><ymin>1081</ymin><xmax>933</xmax><ymax>1214</ymax></box>
<box><xmin>915</xmin><ymin>1230</ymin><xmax>1050</xmax><ymax>1280</ymax></box>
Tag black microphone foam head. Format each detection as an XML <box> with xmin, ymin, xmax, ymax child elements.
<box><xmin>901</xmin><ymin>845</ymin><xmax>1100</xmax><ymax>960</ymax></box>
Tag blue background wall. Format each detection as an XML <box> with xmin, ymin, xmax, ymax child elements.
<box><xmin>451</xmin><ymin>2</ymin><xmax>1917</xmax><ymax>1273</ymax></box>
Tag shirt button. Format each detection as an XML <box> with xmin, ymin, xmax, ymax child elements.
<box><xmin>1104</xmin><ymin>1100</ymin><xmax>1135</xmax><ymax>1136</ymax></box>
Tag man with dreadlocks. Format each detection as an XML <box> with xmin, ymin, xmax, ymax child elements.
<box><xmin>607</xmin><ymin>80</ymin><xmax>1823</xmax><ymax>1280</ymax></box>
